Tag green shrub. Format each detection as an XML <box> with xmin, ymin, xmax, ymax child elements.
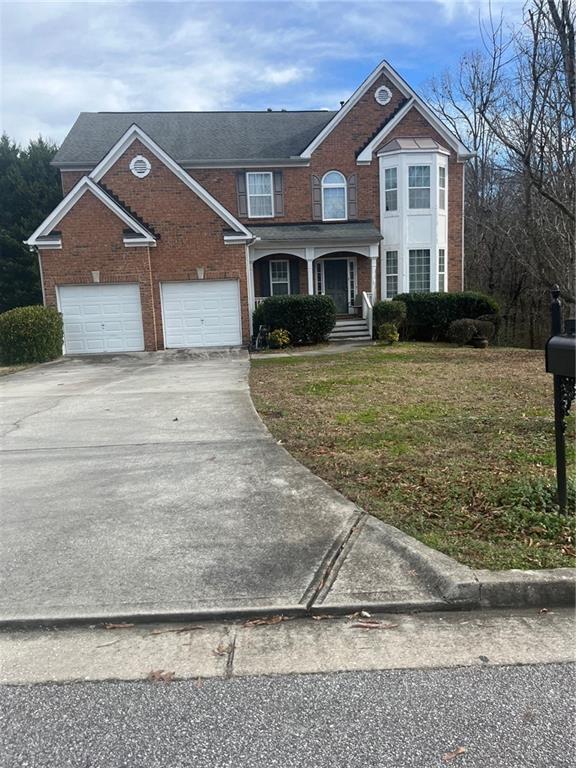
<box><xmin>268</xmin><ymin>328</ymin><xmax>291</xmax><ymax>349</ymax></box>
<box><xmin>0</xmin><ymin>305</ymin><xmax>63</xmax><ymax>365</ymax></box>
<box><xmin>373</xmin><ymin>300</ymin><xmax>407</xmax><ymax>336</ymax></box>
<box><xmin>255</xmin><ymin>295</ymin><xmax>336</xmax><ymax>345</ymax></box>
<box><xmin>395</xmin><ymin>292</ymin><xmax>499</xmax><ymax>341</ymax></box>
<box><xmin>377</xmin><ymin>322</ymin><xmax>400</xmax><ymax>344</ymax></box>
<box><xmin>496</xmin><ymin>476</ymin><xmax>576</xmax><ymax>538</ymax></box>
<box><xmin>447</xmin><ymin>318</ymin><xmax>480</xmax><ymax>345</ymax></box>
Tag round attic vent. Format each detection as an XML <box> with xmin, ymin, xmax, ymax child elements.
<box><xmin>374</xmin><ymin>86</ymin><xmax>392</xmax><ymax>106</ymax></box>
<box><xmin>129</xmin><ymin>155</ymin><xmax>151</xmax><ymax>178</ymax></box>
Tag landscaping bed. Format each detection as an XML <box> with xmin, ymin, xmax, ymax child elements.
<box><xmin>250</xmin><ymin>343</ymin><xmax>575</xmax><ymax>570</ymax></box>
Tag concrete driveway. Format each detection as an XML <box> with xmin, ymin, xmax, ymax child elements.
<box><xmin>0</xmin><ymin>352</ymin><xmax>452</xmax><ymax>625</ymax></box>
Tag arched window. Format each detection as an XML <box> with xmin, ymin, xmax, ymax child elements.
<box><xmin>322</xmin><ymin>171</ymin><xmax>347</xmax><ymax>221</ymax></box>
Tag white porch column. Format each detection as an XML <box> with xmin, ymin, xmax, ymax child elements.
<box><xmin>246</xmin><ymin>246</ymin><xmax>256</xmax><ymax>312</ymax></box>
<box><xmin>305</xmin><ymin>247</ymin><xmax>315</xmax><ymax>295</ymax></box>
<box><xmin>369</xmin><ymin>243</ymin><xmax>379</xmax><ymax>301</ymax></box>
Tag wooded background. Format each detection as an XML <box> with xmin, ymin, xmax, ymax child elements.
<box><xmin>0</xmin><ymin>0</ymin><xmax>573</xmax><ymax>347</ymax></box>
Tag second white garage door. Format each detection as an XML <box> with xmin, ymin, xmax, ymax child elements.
<box><xmin>161</xmin><ymin>280</ymin><xmax>242</xmax><ymax>348</ymax></box>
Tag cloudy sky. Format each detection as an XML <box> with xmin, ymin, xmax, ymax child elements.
<box><xmin>1</xmin><ymin>0</ymin><xmax>523</xmax><ymax>145</ymax></box>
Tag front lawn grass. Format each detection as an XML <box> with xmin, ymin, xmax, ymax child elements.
<box><xmin>250</xmin><ymin>343</ymin><xmax>575</xmax><ymax>570</ymax></box>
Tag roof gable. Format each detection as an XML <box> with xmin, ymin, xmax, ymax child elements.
<box><xmin>25</xmin><ymin>177</ymin><xmax>156</xmax><ymax>248</ymax></box>
<box><xmin>89</xmin><ymin>125</ymin><xmax>252</xmax><ymax>239</ymax></box>
<box><xmin>300</xmin><ymin>60</ymin><xmax>471</xmax><ymax>161</ymax></box>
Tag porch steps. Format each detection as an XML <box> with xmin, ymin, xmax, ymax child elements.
<box><xmin>329</xmin><ymin>318</ymin><xmax>372</xmax><ymax>343</ymax></box>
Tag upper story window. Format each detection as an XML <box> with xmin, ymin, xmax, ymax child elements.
<box><xmin>322</xmin><ymin>171</ymin><xmax>347</xmax><ymax>221</ymax></box>
<box><xmin>384</xmin><ymin>167</ymin><xmax>397</xmax><ymax>212</ymax></box>
<box><xmin>408</xmin><ymin>165</ymin><xmax>431</xmax><ymax>209</ymax></box>
<box><xmin>438</xmin><ymin>166</ymin><xmax>446</xmax><ymax>210</ymax></box>
<box><xmin>247</xmin><ymin>172</ymin><xmax>274</xmax><ymax>217</ymax></box>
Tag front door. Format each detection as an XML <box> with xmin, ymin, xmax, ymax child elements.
<box><xmin>323</xmin><ymin>260</ymin><xmax>349</xmax><ymax>314</ymax></box>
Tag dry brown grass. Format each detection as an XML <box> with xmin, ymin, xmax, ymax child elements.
<box><xmin>250</xmin><ymin>343</ymin><xmax>575</xmax><ymax>570</ymax></box>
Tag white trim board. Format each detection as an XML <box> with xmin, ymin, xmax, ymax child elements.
<box><xmin>300</xmin><ymin>60</ymin><xmax>471</xmax><ymax>161</ymax></box>
<box><xmin>89</xmin><ymin>124</ymin><xmax>253</xmax><ymax>239</ymax></box>
<box><xmin>25</xmin><ymin>177</ymin><xmax>156</xmax><ymax>248</ymax></box>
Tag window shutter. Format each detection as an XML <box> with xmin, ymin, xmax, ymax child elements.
<box><xmin>311</xmin><ymin>175</ymin><xmax>322</xmax><ymax>220</ymax></box>
<box><xmin>236</xmin><ymin>172</ymin><xmax>248</xmax><ymax>216</ymax></box>
<box><xmin>273</xmin><ymin>171</ymin><xmax>284</xmax><ymax>216</ymax></box>
<box><xmin>289</xmin><ymin>259</ymin><xmax>300</xmax><ymax>294</ymax></box>
<box><xmin>347</xmin><ymin>173</ymin><xmax>358</xmax><ymax>219</ymax></box>
<box><xmin>258</xmin><ymin>260</ymin><xmax>271</xmax><ymax>297</ymax></box>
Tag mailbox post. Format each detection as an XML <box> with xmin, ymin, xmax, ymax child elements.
<box><xmin>545</xmin><ymin>286</ymin><xmax>576</xmax><ymax>513</ymax></box>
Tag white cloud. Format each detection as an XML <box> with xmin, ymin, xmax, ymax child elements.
<box><xmin>0</xmin><ymin>0</ymin><xmax>526</xmax><ymax>144</ymax></box>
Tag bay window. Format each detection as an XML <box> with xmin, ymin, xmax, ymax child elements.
<box><xmin>409</xmin><ymin>249</ymin><xmax>430</xmax><ymax>292</ymax></box>
<box><xmin>385</xmin><ymin>251</ymin><xmax>399</xmax><ymax>298</ymax></box>
<box><xmin>408</xmin><ymin>165</ymin><xmax>430</xmax><ymax>209</ymax></box>
<box><xmin>439</xmin><ymin>166</ymin><xmax>446</xmax><ymax>210</ymax></box>
<box><xmin>438</xmin><ymin>249</ymin><xmax>446</xmax><ymax>292</ymax></box>
<box><xmin>384</xmin><ymin>167</ymin><xmax>397</xmax><ymax>212</ymax></box>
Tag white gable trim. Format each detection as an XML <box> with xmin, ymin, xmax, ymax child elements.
<box><xmin>89</xmin><ymin>124</ymin><xmax>253</xmax><ymax>239</ymax></box>
<box><xmin>356</xmin><ymin>98</ymin><xmax>415</xmax><ymax>164</ymax></box>
<box><xmin>300</xmin><ymin>60</ymin><xmax>471</xmax><ymax>161</ymax></box>
<box><xmin>25</xmin><ymin>176</ymin><xmax>156</xmax><ymax>248</ymax></box>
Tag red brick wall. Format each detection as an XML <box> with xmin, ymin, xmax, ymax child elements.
<box><xmin>61</xmin><ymin>171</ymin><xmax>85</xmax><ymax>195</ymax></box>
<box><xmin>48</xmin><ymin>73</ymin><xmax>465</xmax><ymax>350</ymax></box>
<box><xmin>45</xmin><ymin>144</ymin><xmax>249</xmax><ymax>350</ymax></box>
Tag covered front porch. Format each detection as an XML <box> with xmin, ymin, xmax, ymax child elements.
<box><xmin>247</xmin><ymin>222</ymin><xmax>382</xmax><ymax>319</ymax></box>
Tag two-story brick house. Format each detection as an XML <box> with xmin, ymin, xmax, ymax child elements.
<box><xmin>26</xmin><ymin>60</ymin><xmax>471</xmax><ymax>353</ymax></box>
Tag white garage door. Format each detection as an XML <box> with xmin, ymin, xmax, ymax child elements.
<box><xmin>58</xmin><ymin>284</ymin><xmax>145</xmax><ymax>354</ymax></box>
<box><xmin>161</xmin><ymin>280</ymin><xmax>242</xmax><ymax>348</ymax></box>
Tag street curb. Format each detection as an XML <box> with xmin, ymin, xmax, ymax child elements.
<box><xmin>474</xmin><ymin>568</ymin><xmax>576</xmax><ymax>608</ymax></box>
<box><xmin>367</xmin><ymin>519</ymin><xmax>480</xmax><ymax>607</ymax></box>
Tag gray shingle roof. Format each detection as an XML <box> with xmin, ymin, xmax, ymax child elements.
<box><xmin>53</xmin><ymin>111</ymin><xmax>338</xmax><ymax>167</ymax></box>
<box><xmin>244</xmin><ymin>221</ymin><xmax>382</xmax><ymax>243</ymax></box>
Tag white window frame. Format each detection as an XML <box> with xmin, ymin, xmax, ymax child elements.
<box><xmin>408</xmin><ymin>165</ymin><xmax>431</xmax><ymax>210</ymax></box>
<box><xmin>384</xmin><ymin>167</ymin><xmax>398</xmax><ymax>212</ymax></box>
<box><xmin>438</xmin><ymin>248</ymin><xmax>446</xmax><ymax>292</ymax></box>
<box><xmin>247</xmin><ymin>171</ymin><xmax>274</xmax><ymax>219</ymax></box>
<box><xmin>438</xmin><ymin>166</ymin><xmax>446</xmax><ymax>210</ymax></box>
<box><xmin>385</xmin><ymin>250</ymin><xmax>399</xmax><ymax>298</ymax></box>
<box><xmin>269</xmin><ymin>259</ymin><xmax>290</xmax><ymax>296</ymax></box>
<box><xmin>321</xmin><ymin>171</ymin><xmax>347</xmax><ymax>222</ymax></box>
<box><xmin>409</xmin><ymin>248</ymin><xmax>431</xmax><ymax>293</ymax></box>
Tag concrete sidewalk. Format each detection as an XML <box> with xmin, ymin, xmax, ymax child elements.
<box><xmin>0</xmin><ymin>351</ymin><xmax>572</xmax><ymax>627</ymax></box>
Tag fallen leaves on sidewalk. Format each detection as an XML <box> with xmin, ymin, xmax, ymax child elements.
<box><xmin>213</xmin><ymin>642</ymin><xmax>233</xmax><ymax>657</ymax></box>
<box><xmin>346</xmin><ymin>610</ymin><xmax>372</xmax><ymax>620</ymax></box>
<box><xmin>147</xmin><ymin>669</ymin><xmax>175</xmax><ymax>683</ymax></box>
<box><xmin>149</xmin><ymin>626</ymin><xmax>205</xmax><ymax>635</ymax></box>
<box><xmin>350</xmin><ymin>620</ymin><xmax>399</xmax><ymax>630</ymax></box>
<box><xmin>95</xmin><ymin>639</ymin><xmax>121</xmax><ymax>648</ymax></box>
<box><xmin>442</xmin><ymin>746</ymin><xmax>466</xmax><ymax>762</ymax></box>
<box><xmin>243</xmin><ymin>615</ymin><xmax>290</xmax><ymax>627</ymax></box>
<box><xmin>311</xmin><ymin>614</ymin><xmax>336</xmax><ymax>621</ymax></box>
<box><xmin>103</xmin><ymin>623</ymin><xmax>135</xmax><ymax>630</ymax></box>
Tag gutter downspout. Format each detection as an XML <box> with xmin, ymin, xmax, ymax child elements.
<box><xmin>35</xmin><ymin>247</ymin><xmax>46</xmax><ymax>305</ymax></box>
<box><xmin>147</xmin><ymin>245</ymin><xmax>159</xmax><ymax>350</ymax></box>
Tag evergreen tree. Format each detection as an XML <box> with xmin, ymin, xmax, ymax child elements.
<box><xmin>0</xmin><ymin>135</ymin><xmax>61</xmax><ymax>313</ymax></box>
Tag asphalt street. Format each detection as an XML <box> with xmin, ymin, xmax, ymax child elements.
<box><xmin>2</xmin><ymin>662</ymin><xmax>574</xmax><ymax>767</ymax></box>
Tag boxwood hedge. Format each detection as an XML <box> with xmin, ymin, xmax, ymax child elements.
<box><xmin>395</xmin><ymin>292</ymin><xmax>499</xmax><ymax>341</ymax></box>
<box><xmin>372</xmin><ymin>300</ymin><xmax>407</xmax><ymax>335</ymax></box>
<box><xmin>253</xmin><ymin>295</ymin><xmax>336</xmax><ymax>345</ymax></box>
<box><xmin>0</xmin><ymin>305</ymin><xmax>63</xmax><ymax>365</ymax></box>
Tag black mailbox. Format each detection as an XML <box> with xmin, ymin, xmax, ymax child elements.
<box><xmin>545</xmin><ymin>319</ymin><xmax>576</xmax><ymax>377</ymax></box>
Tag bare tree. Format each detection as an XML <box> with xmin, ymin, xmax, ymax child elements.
<box><xmin>429</xmin><ymin>0</ymin><xmax>575</xmax><ymax>346</ymax></box>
